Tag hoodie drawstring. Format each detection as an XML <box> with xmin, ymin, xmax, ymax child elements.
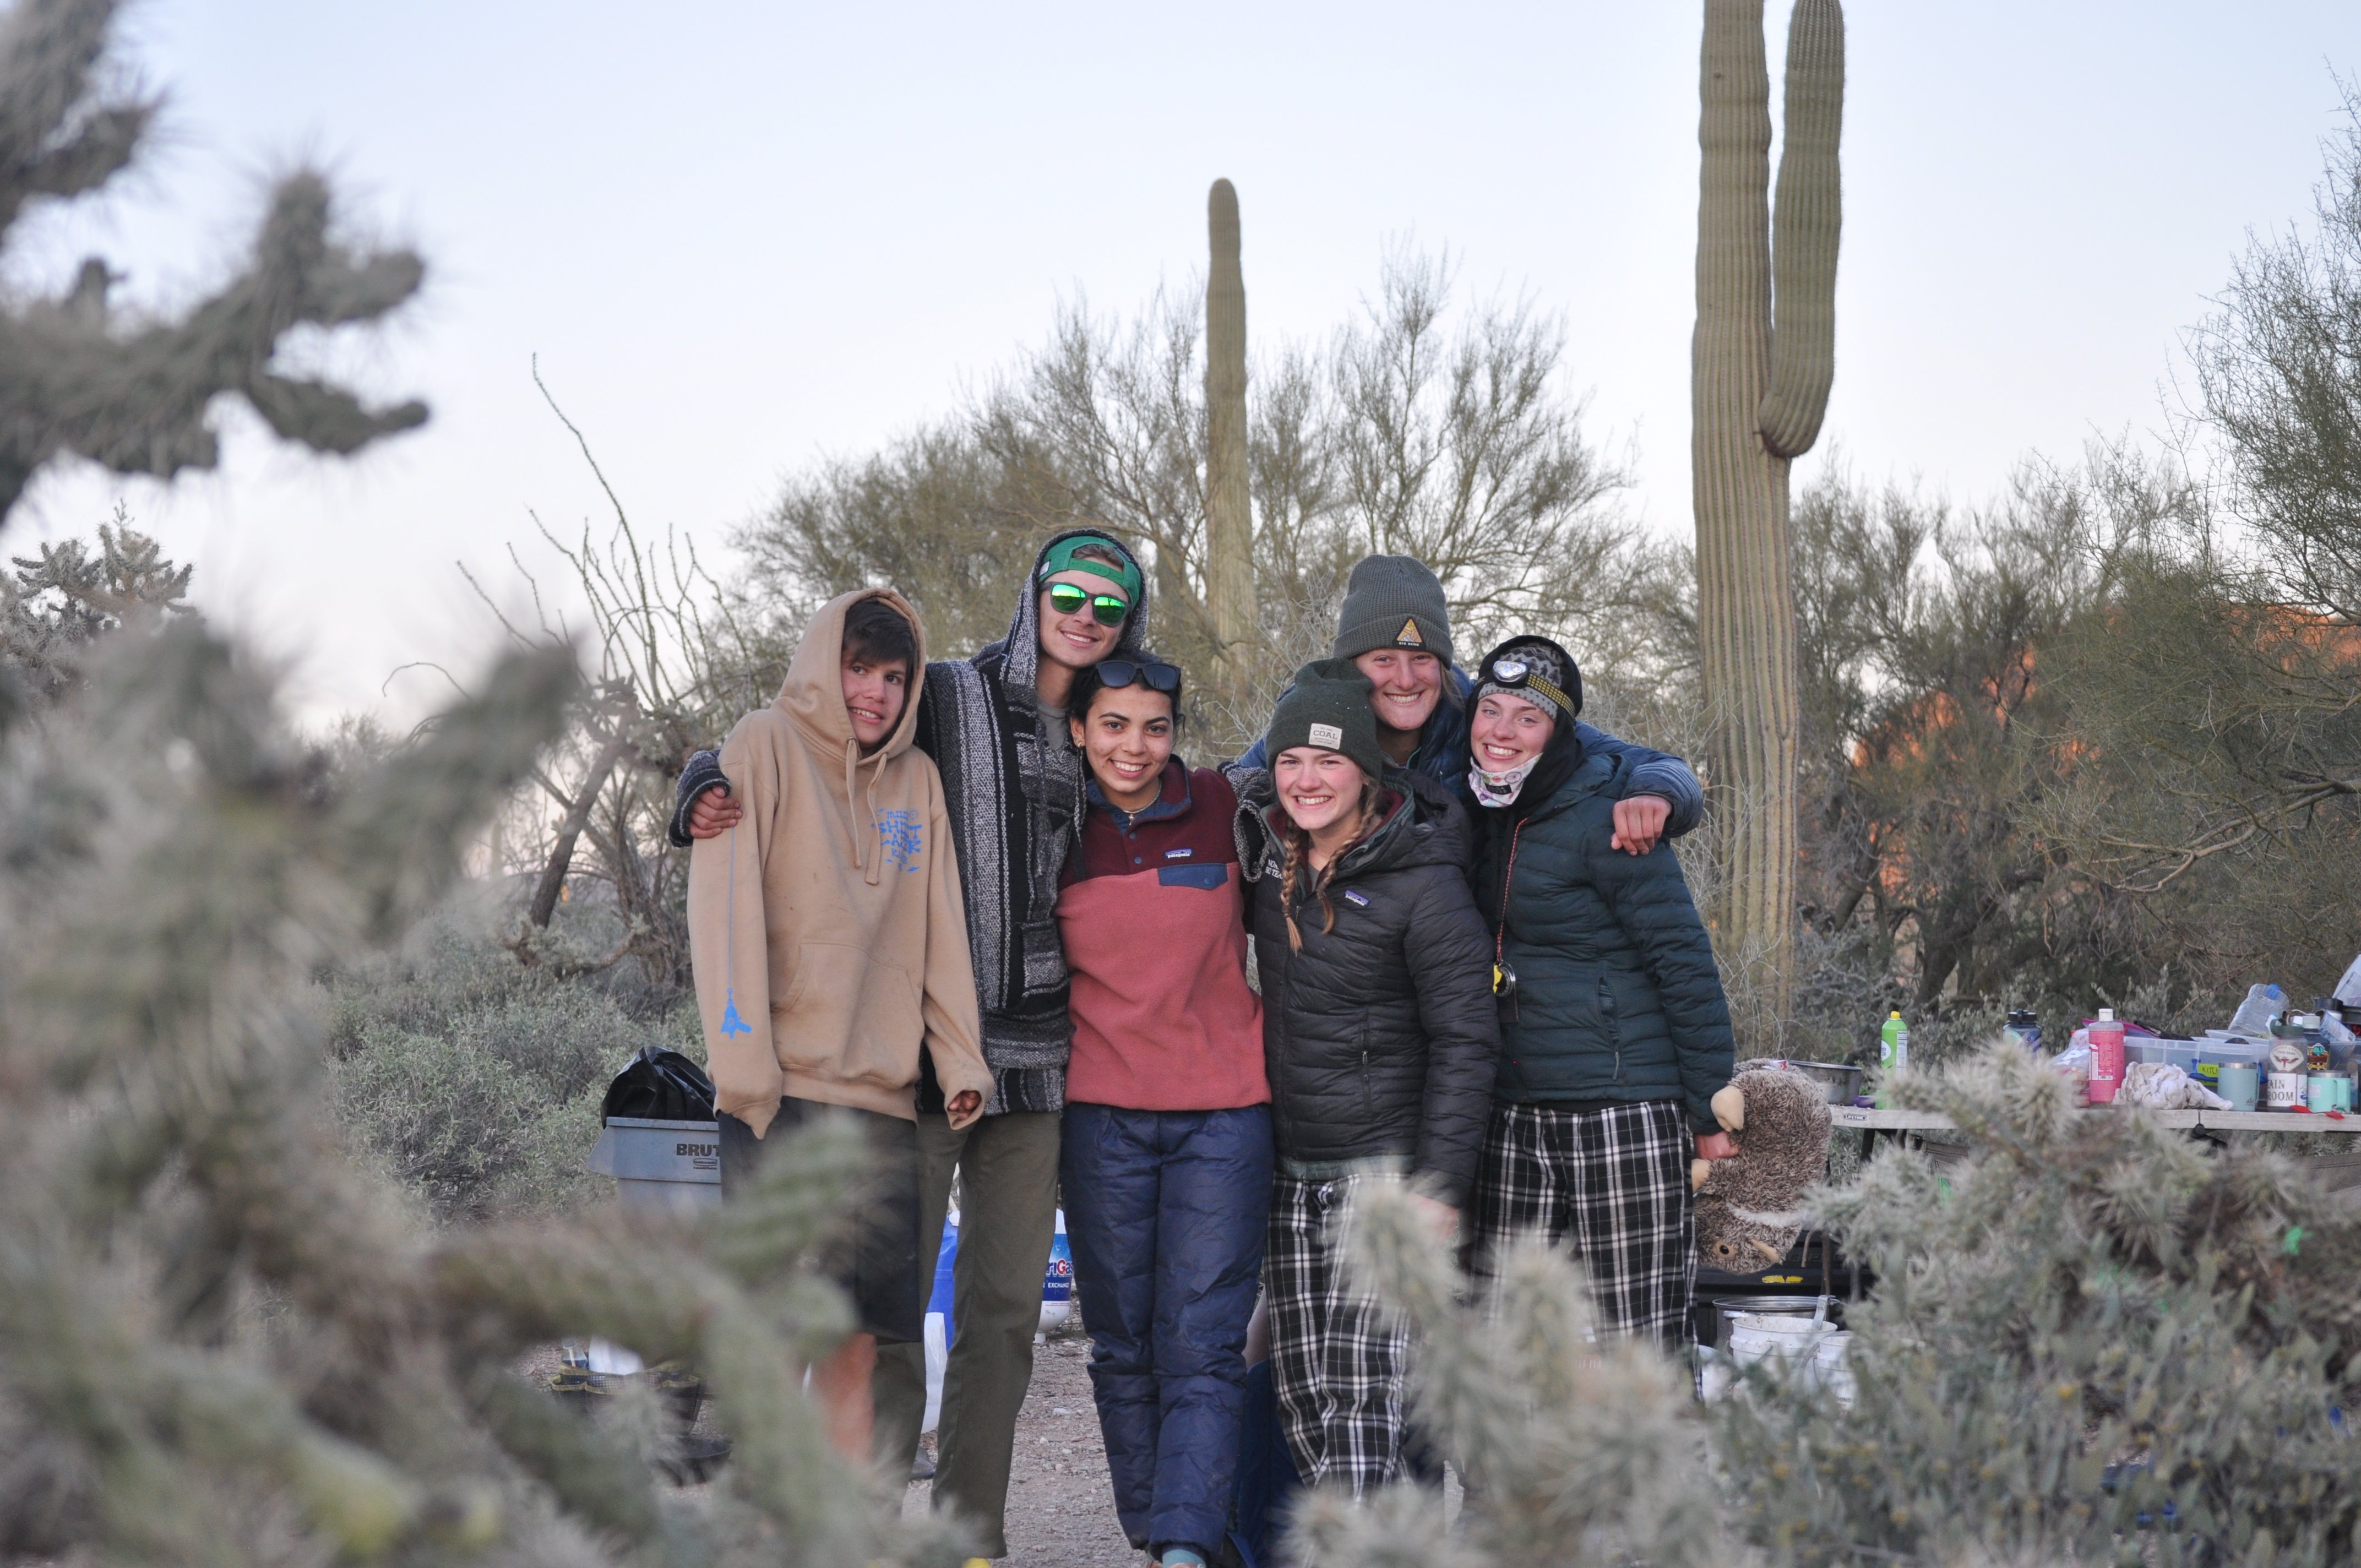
<box><xmin>844</xmin><ymin>739</ymin><xmax>891</xmax><ymax>886</ymax></box>
<box><xmin>842</xmin><ymin>741</ymin><xmax>870</xmax><ymax>880</ymax></box>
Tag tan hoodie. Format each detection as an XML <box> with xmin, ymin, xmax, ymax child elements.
<box><xmin>688</xmin><ymin>588</ymin><xmax>993</xmax><ymax>1137</ymax></box>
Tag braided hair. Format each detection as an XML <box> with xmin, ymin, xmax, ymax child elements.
<box><xmin>1277</xmin><ymin>775</ymin><xmax>1385</xmax><ymax>953</ymax></box>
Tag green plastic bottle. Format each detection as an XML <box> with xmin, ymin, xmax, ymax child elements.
<box><xmin>1876</xmin><ymin>1010</ymin><xmax>1910</xmax><ymax>1109</ymax></box>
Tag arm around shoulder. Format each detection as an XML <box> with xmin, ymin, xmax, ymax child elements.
<box><xmin>1576</xmin><ymin>723</ymin><xmax>1703</xmax><ymax>839</ymax></box>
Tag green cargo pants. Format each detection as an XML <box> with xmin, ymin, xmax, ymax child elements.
<box><xmin>873</xmin><ymin>1109</ymin><xmax>1060</xmax><ymax>1560</ymax></box>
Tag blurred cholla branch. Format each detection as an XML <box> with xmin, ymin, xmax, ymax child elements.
<box><xmin>1296</xmin><ymin>1182</ymin><xmax>1721</xmax><ymax>1568</ymax></box>
<box><xmin>0</xmin><ymin>620</ymin><xmax>968</xmax><ymax>1565</ymax></box>
<box><xmin>0</xmin><ymin>0</ymin><xmax>426</xmax><ymax>526</ymax></box>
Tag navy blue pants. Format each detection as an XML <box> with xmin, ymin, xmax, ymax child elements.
<box><xmin>1061</xmin><ymin>1102</ymin><xmax>1273</xmax><ymax>1560</ymax></box>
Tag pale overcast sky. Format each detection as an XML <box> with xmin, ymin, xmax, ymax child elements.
<box><xmin>7</xmin><ymin>1</ymin><xmax>2358</xmax><ymax>726</ymax></box>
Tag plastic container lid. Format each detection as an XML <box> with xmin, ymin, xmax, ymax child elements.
<box><xmin>2098</xmin><ymin>1008</ymin><xmax>2115</xmax><ymax>1022</ymax></box>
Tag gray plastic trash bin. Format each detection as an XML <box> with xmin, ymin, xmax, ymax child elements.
<box><xmin>587</xmin><ymin>1115</ymin><xmax>722</xmax><ymax>1212</ymax></box>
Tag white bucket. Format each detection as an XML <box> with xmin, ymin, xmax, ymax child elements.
<box><xmin>1722</xmin><ymin>1304</ymin><xmax>1854</xmax><ymax>1406</ymax></box>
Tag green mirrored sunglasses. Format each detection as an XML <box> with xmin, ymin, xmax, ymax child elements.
<box><xmin>1046</xmin><ymin>580</ymin><xmax>1130</xmax><ymax>627</ymax></box>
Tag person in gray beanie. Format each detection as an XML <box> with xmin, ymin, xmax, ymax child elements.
<box><xmin>1331</xmin><ymin>553</ymin><xmax>1455</xmax><ymax>669</ymax></box>
<box><xmin>1232</xmin><ymin>555</ymin><xmax>1702</xmax><ymax>857</ymax></box>
<box><xmin>1264</xmin><ymin>657</ymin><xmax>1389</xmax><ymax>782</ymax></box>
<box><xmin>1229</xmin><ymin>657</ymin><xmax>1498</xmax><ymax>1498</ymax></box>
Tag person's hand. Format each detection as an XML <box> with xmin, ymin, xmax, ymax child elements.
<box><xmin>1610</xmin><ymin>794</ymin><xmax>1671</xmax><ymax>856</ymax></box>
<box><xmin>689</xmin><ymin>783</ymin><xmax>743</xmax><ymax>839</ymax></box>
<box><xmin>1695</xmin><ymin>1130</ymin><xmax>1739</xmax><ymax>1161</ymax></box>
<box><xmin>946</xmin><ymin>1089</ymin><xmax>983</xmax><ymax>1131</ymax></box>
<box><xmin>1405</xmin><ymin>1191</ymin><xmax>1460</xmax><ymax>1244</ymax></box>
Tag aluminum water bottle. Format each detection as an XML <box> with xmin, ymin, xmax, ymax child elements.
<box><xmin>2088</xmin><ymin>1008</ymin><xmax>2126</xmax><ymax>1105</ymax></box>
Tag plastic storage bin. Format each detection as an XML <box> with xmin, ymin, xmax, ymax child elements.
<box><xmin>586</xmin><ymin>1115</ymin><xmax>722</xmax><ymax>1212</ymax></box>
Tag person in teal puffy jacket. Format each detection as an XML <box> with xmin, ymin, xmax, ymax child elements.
<box><xmin>1460</xmin><ymin>635</ymin><xmax>1737</xmax><ymax>1350</ymax></box>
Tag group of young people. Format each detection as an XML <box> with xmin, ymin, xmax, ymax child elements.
<box><xmin>678</xmin><ymin>533</ymin><xmax>1736</xmax><ymax>1566</ymax></box>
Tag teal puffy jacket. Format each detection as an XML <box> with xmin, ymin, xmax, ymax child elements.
<box><xmin>1471</xmin><ymin>750</ymin><xmax>1736</xmax><ymax>1133</ymax></box>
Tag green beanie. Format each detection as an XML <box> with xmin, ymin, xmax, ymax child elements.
<box><xmin>1331</xmin><ymin>554</ymin><xmax>1454</xmax><ymax>667</ymax></box>
<box><xmin>1265</xmin><ymin>658</ymin><xmax>1385</xmax><ymax>781</ymax></box>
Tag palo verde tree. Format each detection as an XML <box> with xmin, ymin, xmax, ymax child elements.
<box><xmin>1690</xmin><ymin>0</ymin><xmax>1843</xmax><ymax>1040</ymax></box>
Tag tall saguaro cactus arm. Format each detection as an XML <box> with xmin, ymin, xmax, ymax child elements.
<box><xmin>1691</xmin><ymin>0</ymin><xmax>1840</xmax><ymax>1044</ymax></box>
<box><xmin>1203</xmin><ymin>177</ymin><xmax>1256</xmax><ymax>685</ymax></box>
<box><xmin>1758</xmin><ymin>0</ymin><xmax>1844</xmax><ymax>459</ymax></box>
<box><xmin>0</xmin><ymin>0</ymin><xmax>427</xmax><ymax>527</ymax></box>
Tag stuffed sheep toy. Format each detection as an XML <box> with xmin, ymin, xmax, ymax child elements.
<box><xmin>1692</xmin><ymin>1065</ymin><xmax>1832</xmax><ymax>1271</ymax></box>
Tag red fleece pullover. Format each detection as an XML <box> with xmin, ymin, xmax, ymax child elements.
<box><xmin>1056</xmin><ymin>761</ymin><xmax>1268</xmax><ymax>1111</ymax></box>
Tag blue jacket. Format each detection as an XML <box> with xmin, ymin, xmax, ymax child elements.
<box><xmin>1233</xmin><ymin>666</ymin><xmax>1702</xmax><ymax>836</ymax></box>
<box><xmin>1471</xmin><ymin>749</ymin><xmax>1734</xmax><ymax>1133</ymax></box>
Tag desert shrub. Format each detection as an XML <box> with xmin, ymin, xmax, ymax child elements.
<box><xmin>328</xmin><ymin>1023</ymin><xmax>603</xmax><ymax>1222</ymax></box>
<box><xmin>1717</xmin><ymin>1044</ymin><xmax>2361</xmax><ymax>1566</ymax></box>
<box><xmin>320</xmin><ymin>909</ymin><xmax>696</xmax><ymax>1221</ymax></box>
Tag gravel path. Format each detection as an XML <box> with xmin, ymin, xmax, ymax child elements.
<box><xmin>905</xmin><ymin>1324</ymin><xmax>1141</xmax><ymax>1566</ymax></box>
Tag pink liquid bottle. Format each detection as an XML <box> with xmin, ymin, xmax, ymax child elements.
<box><xmin>2087</xmin><ymin>1008</ymin><xmax>2125</xmax><ymax>1105</ymax></box>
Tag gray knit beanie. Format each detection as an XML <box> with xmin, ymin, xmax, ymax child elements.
<box><xmin>1331</xmin><ymin>554</ymin><xmax>1454</xmax><ymax>667</ymax></box>
<box><xmin>1265</xmin><ymin>658</ymin><xmax>1386</xmax><ymax>781</ymax></box>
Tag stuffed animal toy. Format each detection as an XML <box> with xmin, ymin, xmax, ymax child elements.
<box><xmin>1693</xmin><ymin>1065</ymin><xmax>1833</xmax><ymax>1271</ymax></box>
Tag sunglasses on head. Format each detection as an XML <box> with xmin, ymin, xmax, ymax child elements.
<box><xmin>1046</xmin><ymin>580</ymin><xmax>1130</xmax><ymax>627</ymax></box>
<box><xmin>1096</xmin><ymin>658</ymin><xmax>1182</xmax><ymax>694</ymax></box>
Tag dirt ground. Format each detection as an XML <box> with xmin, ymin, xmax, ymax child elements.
<box><xmin>904</xmin><ymin>1321</ymin><xmax>1143</xmax><ymax>1567</ymax></box>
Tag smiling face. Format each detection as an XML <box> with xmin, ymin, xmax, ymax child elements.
<box><xmin>1353</xmin><ymin>648</ymin><xmax>1444</xmax><ymax>738</ymax></box>
<box><xmin>1037</xmin><ymin>569</ymin><xmax>1130</xmax><ymax>674</ymax></box>
<box><xmin>1070</xmin><ymin>683</ymin><xmax>1175</xmax><ymax>813</ymax></box>
<box><xmin>1272</xmin><ymin>746</ymin><xmax>1368</xmax><ymax>837</ymax></box>
<box><xmin>1471</xmin><ymin>691</ymin><xmax>1554</xmax><ymax>774</ymax></box>
<box><xmin>841</xmin><ymin>649</ymin><xmax>911</xmax><ymax>752</ymax></box>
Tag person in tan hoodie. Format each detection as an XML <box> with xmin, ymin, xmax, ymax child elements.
<box><xmin>687</xmin><ymin>587</ymin><xmax>994</xmax><ymax>1463</ymax></box>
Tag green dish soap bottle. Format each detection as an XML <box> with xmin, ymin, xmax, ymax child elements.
<box><xmin>1876</xmin><ymin>1010</ymin><xmax>1910</xmax><ymax>1109</ymax></box>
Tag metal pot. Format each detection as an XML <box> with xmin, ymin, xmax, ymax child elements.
<box><xmin>1736</xmin><ymin>1058</ymin><xmax>1863</xmax><ymax>1105</ymax></box>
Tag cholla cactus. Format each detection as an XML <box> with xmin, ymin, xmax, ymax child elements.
<box><xmin>1718</xmin><ymin>1044</ymin><xmax>2361</xmax><ymax>1565</ymax></box>
<box><xmin>0</xmin><ymin>624</ymin><xmax>973</xmax><ymax>1565</ymax></box>
<box><xmin>0</xmin><ymin>0</ymin><xmax>427</xmax><ymax>525</ymax></box>
<box><xmin>1690</xmin><ymin>0</ymin><xmax>1843</xmax><ymax>1038</ymax></box>
<box><xmin>1294</xmin><ymin>1184</ymin><xmax>1723</xmax><ymax>1568</ymax></box>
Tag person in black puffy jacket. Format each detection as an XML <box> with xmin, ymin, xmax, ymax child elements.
<box><xmin>1461</xmin><ymin>635</ymin><xmax>1737</xmax><ymax>1351</ymax></box>
<box><xmin>1230</xmin><ymin>658</ymin><xmax>1499</xmax><ymax>1498</ymax></box>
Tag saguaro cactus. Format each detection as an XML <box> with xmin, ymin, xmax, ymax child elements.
<box><xmin>1691</xmin><ymin>0</ymin><xmax>1843</xmax><ymax>1037</ymax></box>
<box><xmin>1204</xmin><ymin>178</ymin><xmax>1257</xmax><ymax>691</ymax></box>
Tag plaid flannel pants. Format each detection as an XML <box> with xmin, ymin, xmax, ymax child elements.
<box><xmin>1467</xmin><ymin>1099</ymin><xmax>1695</xmax><ymax>1351</ymax></box>
<box><xmin>1264</xmin><ymin>1172</ymin><xmax>1414</xmax><ymax>1498</ymax></box>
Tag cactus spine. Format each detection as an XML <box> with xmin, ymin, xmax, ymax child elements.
<box><xmin>1691</xmin><ymin>0</ymin><xmax>1843</xmax><ymax>1037</ymax></box>
<box><xmin>1204</xmin><ymin>178</ymin><xmax>1257</xmax><ymax>693</ymax></box>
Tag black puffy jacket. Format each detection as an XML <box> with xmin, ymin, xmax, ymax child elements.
<box><xmin>1472</xmin><ymin>749</ymin><xmax>1735</xmax><ymax>1133</ymax></box>
<box><xmin>1233</xmin><ymin>766</ymin><xmax>1501</xmax><ymax>1208</ymax></box>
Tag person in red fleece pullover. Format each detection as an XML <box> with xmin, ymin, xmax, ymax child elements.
<box><xmin>1055</xmin><ymin>655</ymin><xmax>1269</xmax><ymax>1568</ymax></box>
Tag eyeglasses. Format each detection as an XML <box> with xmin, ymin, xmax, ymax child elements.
<box><xmin>1046</xmin><ymin>581</ymin><xmax>1130</xmax><ymax>627</ymax></box>
<box><xmin>1096</xmin><ymin>658</ymin><xmax>1182</xmax><ymax>694</ymax></box>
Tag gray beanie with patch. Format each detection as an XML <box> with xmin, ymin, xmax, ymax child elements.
<box><xmin>1265</xmin><ymin>658</ymin><xmax>1386</xmax><ymax>781</ymax></box>
<box><xmin>1331</xmin><ymin>554</ymin><xmax>1453</xmax><ymax>668</ymax></box>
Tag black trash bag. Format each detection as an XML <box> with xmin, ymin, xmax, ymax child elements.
<box><xmin>600</xmin><ymin>1047</ymin><xmax>716</xmax><ymax>1123</ymax></box>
